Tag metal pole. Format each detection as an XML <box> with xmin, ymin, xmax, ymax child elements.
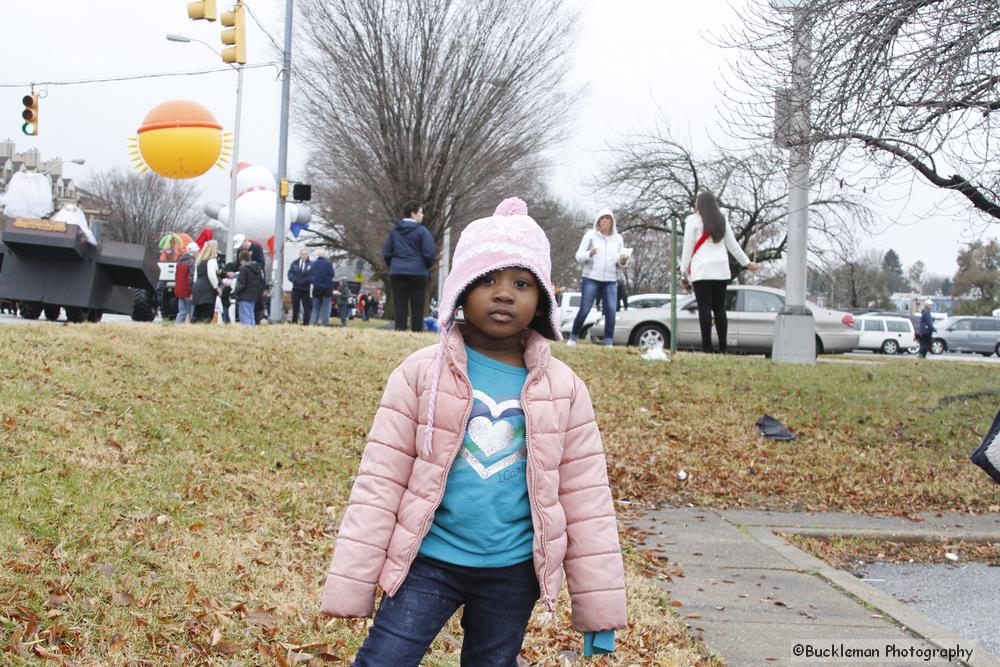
<box><xmin>225</xmin><ymin>64</ymin><xmax>245</xmax><ymax>264</ymax></box>
<box><xmin>771</xmin><ymin>8</ymin><xmax>816</xmax><ymax>363</ymax></box>
<box><xmin>269</xmin><ymin>0</ymin><xmax>293</xmax><ymax>323</ymax></box>
<box><xmin>670</xmin><ymin>216</ymin><xmax>678</xmax><ymax>355</ymax></box>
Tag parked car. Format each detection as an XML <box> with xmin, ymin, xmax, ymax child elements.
<box><xmin>555</xmin><ymin>291</ymin><xmax>600</xmax><ymax>337</ymax></box>
<box><xmin>853</xmin><ymin>314</ymin><xmax>918</xmax><ymax>354</ymax></box>
<box><xmin>589</xmin><ymin>284</ymin><xmax>859</xmax><ymax>354</ymax></box>
<box><xmin>626</xmin><ymin>293</ymin><xmax>672</xmax><ymax>309</ymax></box>
<box><xmin>861</xmin><ymin>310</ymin><xmax>922</xmax><ymax>331</ymax></box>
<box><xmin>931</xmin><ymin>316</ymin><xmax>1000</xmax><ymax>356</ymax></box>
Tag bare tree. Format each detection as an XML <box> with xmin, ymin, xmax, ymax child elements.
<box><xmin>812</xmin><ymin>227</ymin><xmax>890</xmax><ymax>309</ymax></box>
<box><xmin>599</xmin><ymin>132</ymin><xmax>871</xmax><ymax>282</ymax></box>
<box><xmin>82</xmin><ymin>168</ymin><xmax>203</xmax><ymax>249</ymax></box>
<box><xmin>720</xmin><ymin>0</ymin><xmax>1000</xmax><ymax>222</ymax></box>
<box><xmin>295</xmin><ymin>0</ymin><xmax>579</xmax><ymax>274</ymax></box>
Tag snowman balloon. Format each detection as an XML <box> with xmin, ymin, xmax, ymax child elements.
<box><xmin>204</xmin><ymin>162</ymin><xmax>311</xmax><ymax>256</ymax></box>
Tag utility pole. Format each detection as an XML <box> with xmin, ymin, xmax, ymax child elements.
<box><xmin>225</xmin><ymin>64</ymin><xmax>244</xmax><ymax>263</ymax></box>
<box><xmin>771</xmin><ymin>0</ymin><xmax>816</xmax><ymax>363</ymax></box>
<box><xmin>269</xmin><ymin>0</ymin><xmax>293</xmax><ymax>323</ymax></box>
<box><xmin>670</xmin><ymin>217</ymin><xmax>678</xmax><ymax>355</ymax></box>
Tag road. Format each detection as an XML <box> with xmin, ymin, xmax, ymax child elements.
<box><xmin>845</xmin><ymin>350</ymin><xmax>1000</xmax><ymax>365</ymax></box>
<box><xmin>0</xmin><ymin>311</ymin><xmax>142</xmax><ymax>326</ymax></box>
<box><xmin>859</xmin><ymin>561</ymin><xmax>1000</xmax><ymax>658</ymax></box>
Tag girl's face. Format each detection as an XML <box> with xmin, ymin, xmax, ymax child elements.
<box><xmin>461</xmin><ymin>268</ymin><xmax>541</xmax><ymax>342</ymax></box>
<box><xmin>597</xmin><ymin>216</ymin><xmax>613</xmax><ymax>234</ymax></box>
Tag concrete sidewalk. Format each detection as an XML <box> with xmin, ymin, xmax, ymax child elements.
<box><xmin>631</xmin><ymin>508</ymin><xmax>1000</xmax><ymax>666</ymax></box>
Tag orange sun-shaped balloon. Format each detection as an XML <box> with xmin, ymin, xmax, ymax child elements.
<box><xmin>128</xmin><ymin>100</ymin><xmax>232</xmax><ymax>179</ymax></box>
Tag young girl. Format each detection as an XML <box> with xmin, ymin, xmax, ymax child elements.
<box><xmin>321</xmin><ymin>198</ymin><xmax>627</xmax><ymax>665</ymax></box>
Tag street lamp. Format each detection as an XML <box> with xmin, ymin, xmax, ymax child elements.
<box><xmin>39</xmin><ymin>158</ymin><xmax>85</xmax><ymax>175</ymax></box>
<box><xmin>166</xmin><ymin>33</ymin><xmax>244</xmax><ymax>265</ymax></box>
<box><xmin>770</xmin><ymin>0</ymin><xmax>817</xmax><ymax>363</ymax></box>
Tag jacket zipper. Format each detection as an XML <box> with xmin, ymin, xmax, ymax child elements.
<box><xmin>520</xmin><ymin>360</ymin><xmax>554</xmax><ymax>612</ymax></box>
<box><xmin>388</xmin><ymin>344</ymin><xmax>475</xmax><ymax>596</ymax></box>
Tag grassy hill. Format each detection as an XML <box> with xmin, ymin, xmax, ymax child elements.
<box><xmin>1</xmin><ymin>323</ymin><xmax>997</xmax><ymax>664</ymax></box>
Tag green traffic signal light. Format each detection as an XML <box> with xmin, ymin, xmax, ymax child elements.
<box><xmin>21</xmin><ymin>94</ymin><xmax>38</xmax><ymax>136</ymax></box>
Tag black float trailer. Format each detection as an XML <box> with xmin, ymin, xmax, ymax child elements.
<box><xmin>0</xmin><ymin>216</ymin><xmax>159</xmax><ymax>322</ymax></box>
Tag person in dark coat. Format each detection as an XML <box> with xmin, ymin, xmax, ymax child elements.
<box><xmin>310</xmin><ymin>249</ymin><xmax>335</xmax><ymax>326</ymax></box>
<box><xmin>233</xmin><ymin>251</ymin><xmax>266</xmax><ymax>327</ymax></box>
<box><xmin>917</xmin><ymin>298</ymin><xmax>936</xmax><ymax>358</ymax></box>
<box><xmin>287</xmin><ymin>248</ymin><xmax>313</xmax><ymax>325</ymax></box>
<box><xmin>335</xmin><ymin>279</ymin><xmax>353</xmax><ymax>327</ymax></box>
<box><xmin>382</xmin><ymin>200</ymin><xmax>436</xmax><ymax>332</ymax></box>
<box><xmin>234</xmin><ymin>233</ymin><xmax>266</xmax><ymax>266</ymax></box>
<box><xmin>192</xmin><ymin>240</ymin><xmax>221</xmax><ymax>323</ymax></box>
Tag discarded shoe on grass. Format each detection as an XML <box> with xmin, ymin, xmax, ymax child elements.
<box><xmin>756</xmin><ymin>414</ymin><xmax>796</xmax><ymax>441</ymax></box>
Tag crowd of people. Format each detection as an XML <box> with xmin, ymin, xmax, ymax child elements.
<box><xmin>169</xmin><ymin>192</ymin><xmax>763</xmax><ymax>345</ymax></box>
<box><xmin>170</xmin><ymin>235</ymin><xmax>383</xmax><ymax>328</ymax></box>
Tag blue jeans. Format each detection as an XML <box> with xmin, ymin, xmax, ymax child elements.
<box><xmin>353</xmin><ymin>556</ymin><xmax>539</xmax><ymax>667</ymax></box>
<box><xmin>338</xmin><ymin>303</ymin><xmax>350</xmax><ymax>326</ymax></box>
<box><xmin>571</xmin><ymin>277</ymin><xmax>617</xmax><ymax>344</ymax></box>
<box><xmin>175</xmin><ymin>298</ymin><xmax>193</xmax><ymax>324</ymax></box>
<box><xmin>238</xmin><ymin>300</ymin><xmax>256</xmax><ymax>326</ymax></box>
<box><xmin>311</xmin><ymin>295</ymin><xmax>331</xmax><ymax>326</ymax></box>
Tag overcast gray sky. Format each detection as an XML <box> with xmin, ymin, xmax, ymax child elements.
<box><xmin>2</xmin><ymin>0</ymin><xmax>994</xmax><ymax>277</ymax></box>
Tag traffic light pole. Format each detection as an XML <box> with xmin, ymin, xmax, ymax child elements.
<box><xmin>225</xmin><ymin>64</ymin><xmax>244</xmax><ymax>264</ymax></box>
<box><xmin>269</xmin><ymin>0</ymin><xmax>293</xmax><ymax>323</ymax></box>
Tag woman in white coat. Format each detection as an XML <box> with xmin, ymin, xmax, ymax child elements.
<box><xmin>568</xmin><ymin>209</ymin><xmax>628</xmax><ymax>346</ymax></box>
<box><xmin>679</xmin><ymin>192</ymin><xmax>759</xmax><ymax>353</ymax></box>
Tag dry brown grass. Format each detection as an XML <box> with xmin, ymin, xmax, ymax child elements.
<box><xmin>0</xmin><ymin>324</ymin><xmax>715</xmax><ymax>665</ymax></box>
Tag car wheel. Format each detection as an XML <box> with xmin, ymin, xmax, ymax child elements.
<box><xmin>43</xmin><ymin>304</ymin><xmax>62</xmax><ymax>321</ymax></box>
<box><xmin>632</xmin><ymin>323</ymin><xmax>668</xmax><ymax>350</ymax></box>
<box><xmin>996</xmin><ymin>343</ymin><xmax>1000</xmax><ymax>358</ymax></box>
<box><xmin>930</xmin><ymin>339</ymin><xmax>945</xmax><ymax>355</ymax></box>
<box><xmin>815</xmin><ymin>336</ymin><xmax>824</xmax><ymax>356</ymax></box>
<box><xmin>881</xmin><ymin>339</ymin><xmax>899</xmax><ymax>355</ymax></box>
<box><xmin>581</xmin><ymin>324</ymin><xmax>593</xmax><ymax>340</ymax></box>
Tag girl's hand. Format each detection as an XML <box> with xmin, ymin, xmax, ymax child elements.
<box><xmin>747</xmin><ymin>262</ymin><xmax>761</xmax><ymax>273</ymax></box>
<box><xmin>589</xmin><ymin>248</ymin><xmax>598</xmax><ymax>257</ymax></box>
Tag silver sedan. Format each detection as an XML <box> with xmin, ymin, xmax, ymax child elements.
<box><xmin>590</xmin><ymin>285</ymin><xmax>860</xmax><ymax>354</ymax></box>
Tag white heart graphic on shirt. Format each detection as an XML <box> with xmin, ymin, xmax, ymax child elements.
<box><xmin>473</xmin><ymin>390</ymin><xmax>520</xmax><ymax>419</ymax></box>
<box><xmin>468</xmin><ymin>416</ymin><xmax>515</xmax><ymax>457</ymax></box>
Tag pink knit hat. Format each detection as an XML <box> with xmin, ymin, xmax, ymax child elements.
<box><xmin>422</xmin><ymin>197</ymin><xmax>559</xmax><ymax>457</ymax></box>
<box><xmin>438</xmin><ymin>197</ymin><xmax>560</xmax><ymax>340</ymax></box>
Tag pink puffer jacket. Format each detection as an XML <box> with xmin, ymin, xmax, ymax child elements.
<box><xmin>321</xmin><ymin>328</ymin><xmax>627</xmax><ymax>632</ymax></box>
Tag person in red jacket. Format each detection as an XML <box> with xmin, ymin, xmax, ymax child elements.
<box><xmin>173</xmin><ymin>242</ymin><xmax>197</xmax><ymax>324</ymax></box>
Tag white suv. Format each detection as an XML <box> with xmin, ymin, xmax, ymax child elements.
<box><xmin>853</xmin><ymin>315</ymin><xmax>917</xmax><ymax>354</ymax></box>
<box><xmin>555</xmin><ymin>291</ymin><xmax>600</xmax><ymax>337</ymax></box>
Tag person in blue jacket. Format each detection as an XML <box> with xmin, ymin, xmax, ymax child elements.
<box><xmin>917</xmin><ymin>298</ymin><xmax>936</xmax><ymax>358</ymax></box>
<box><xmin>310</xmin><ymin>249</ymin><xmax>335</xmax><ymax>326</ymax></box>
<box><xmin>383</xmin><ymin>201</ymin><xmax>436</xmax><ymax>332</ymax></box>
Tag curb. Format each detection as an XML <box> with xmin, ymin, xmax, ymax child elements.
<box><xmin>783</xmin><ymin>527</ymin><xmax>1000</xmax><ymax>544</ymax></box>
<box><xmin>746</xmin><ymin>526</ymin><xmax>1000</xmax><ymax>667</ymax></box>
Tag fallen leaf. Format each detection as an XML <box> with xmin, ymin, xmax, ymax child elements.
<box><xmin>245</xmin><ymin>608</ymin><xmax>283</xmax><ymax>628</ymax></box>
<box><xmin>112</xmin><ymin>591</ymin><xmax>134</xmax><ymax>607</ymax></box>
<box><xmin>684</xmin><ymin>613</ymin><xmax>703</xmax><ymax>619</ymax></box>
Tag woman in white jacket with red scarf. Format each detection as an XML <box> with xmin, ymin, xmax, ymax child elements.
<box><xmin>680</xmin><ymin>191</ymin><xmax>759</xmax><ymax>353</ymax></box>
<box><xmin>568</xmin><ymin>209</ymin><xmax>627</xmax><ymax>346</ymax></box>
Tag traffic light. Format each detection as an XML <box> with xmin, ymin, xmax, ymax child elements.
<box><xmin>220</xmin><ymin>3</ymin><xmax>247</xmax><ymax>64</ymax></box>
<box><xmin>187</xmin><ymin>0</ymin><xmax>217</xmax><ymax>21</ymax></box>
<box><xmin>21</xmin><ymin>94</ymin><xmax>38</xmax><ymax>136</ymax></box>
<box><xmin>292</xmin><ymin>183</ymin><xmax>312</xmax><ymax>201</ymax></box>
